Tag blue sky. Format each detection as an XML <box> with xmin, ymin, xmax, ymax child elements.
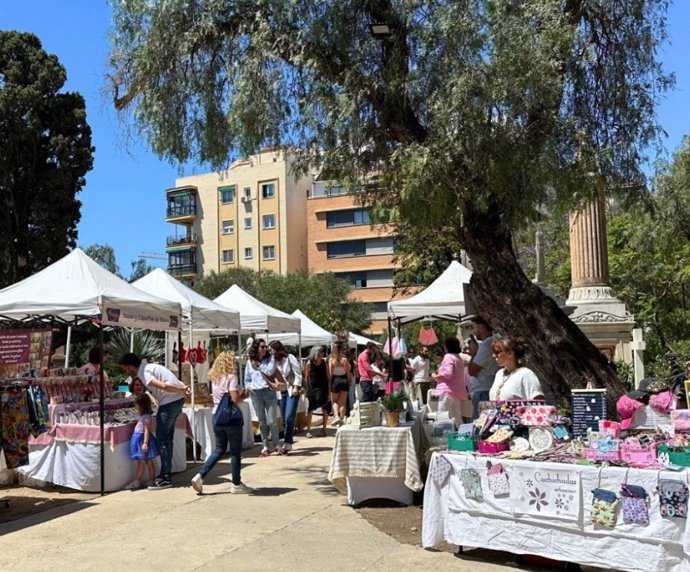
<box><xmin>1</xmin><ymin>1</ymin><xmax>689</xmax><ymax>277</ymax></box>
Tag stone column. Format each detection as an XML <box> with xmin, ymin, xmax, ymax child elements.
<box><xmin>566</xmin><ymin>192</ymin><xmax>634</xmax><ymax>363</ymax></box>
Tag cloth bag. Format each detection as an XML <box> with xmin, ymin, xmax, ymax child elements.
<box><xmin>460</xmin><ymin>468</ymin><xmax>483</xmax><ymax>501</ymax></box>
<box><xmin>486</xmin><ymin>462</ymin><xmax>510</xmax><ymax>497</ymax></box>
<box><xmin>658</xmin><ymin>479</ymin><xmax>689</xmax><ymax>518</ymax></box>
<box><xmin>620</xmin><ymin>483</ymin><xmax>650</xmax><ymax>526</ymax></box>
<box><xmin>591</xmin><ymin>487</ymin><xmax>619</xmax><ymax>528</ymax></box>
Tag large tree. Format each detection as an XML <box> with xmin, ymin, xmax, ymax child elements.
<box><xmin>108</xmin><ymin>1</ymin><xmax>671</xmax><ymax>410</ymax></box>
<box><xmin>0</xmin><ymin>31</ymin><xmax>94</xmax><ymax>285</ymax></box>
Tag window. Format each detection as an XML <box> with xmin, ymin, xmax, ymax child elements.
<box><xmin>261</xmin><ymin>182</ymin><xmax>275</xmax><ymax>199</ymax></box>
<box><xmin>244</xmin><ymin>247</ymin><xmax>253</xmax><ymax>260</ymax></box>
<box><xmin>335</xmin><ymin>269</ymin><xmax>394</xmax><ymax>288</ymax></box>
<box><xmin>327</xmin><ymin>239</ymin><xmax>366</xmax><ymax>258</ymax></box>
<box><xmin>262</xmin><ymin>245</ymin><xmax>276</xmax><ymax>260</ymax></box>
<box><xmin>262</xmin><ymin>214</ymin><xmax>275</xmax><ymax>229</ymax></box>
<box><xmin>326</xmin><ymin>208</ymin><xmax>371</xmax><ymax>228</ymax></box>
<box><xmin>221</xmin><ymin>249</ymin><xmax>234</xmax><ymax>264</ymax></box>
<box><xmin>328</xmin><ymin>185</ymin><xmax>347</xmax><ymax>196</ymax></box>
<box><xmin>222</xmin><ymin>220</ymin><xmax>234</xmax><ymax>235</ymax></box>
<box><xmin>244</xmin><ymin>217</ymin><xmax>252</xmax><ymax>230</ymax></box>
<box><xmin>219</xmin><ymin>186</ymin><xmax>235</xmax><ymax>204</ymax></box>
<box><xmin>243</xmin><ymin>187</ymin><xmax>252</xmax><ymax>199</ymax></box>
<box><xmin>371</xmin><ymin>302</ymin><xmax>388</xmax><ymax>313</ymax></box>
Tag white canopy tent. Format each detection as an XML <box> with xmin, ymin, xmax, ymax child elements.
<box><xmin>386</xmin><ymin>260</ymin><xmax>473</xmax><ymax>324</ymax></box>
<box><xmin>0</xmin><ymin>249</ymin><xmax>182</xmax><ymax>329</ymax></box>
<box><xmin>266</xmin><ymin>310</ymin><xmax>336</xmax><ymax>347</ymax></box>
<box><xmin>214</xmin><ymin>284</ymin><xmax>301</xmax><ymax>334</ymax></box>
<box><xmin>0</xmin><ymin>248</ymin><xmax>182</xmax><ymax>495</ymax></box>
<box><xmin>348</xmin><ymin>332</ymin><xmax>380</xmax><ymax>348</ymax></box>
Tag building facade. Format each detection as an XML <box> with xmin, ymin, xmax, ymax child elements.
<box><xmin>306</xmin><ymin>180</ymin><xmax>399</xmax><ymax>334</ymax></box>
<box><xmin>165</xmin><ymin>149</ymin><xmax>310</xmax><ymax>284</ymax></box>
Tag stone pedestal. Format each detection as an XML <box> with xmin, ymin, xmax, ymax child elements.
<box><xmin>566</xmin><ymin>196</ymin><xmax>635</xmax><ymax>363</ymax></box>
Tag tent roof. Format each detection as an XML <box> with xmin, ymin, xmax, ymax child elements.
<box><xmin>132</xmin><ymin>269</ymin><xmax>240</xmax><ymax>331</ymax></box>
<box><xmin>348</xmin><ymin>332</ymin><xmax>380</xmax><ymax>347</ymax></box>
<box><xmin>0</xmin><ymin>249</ymin><xmax>182</xmax><ymax>330</ymax></box>
<box><xmin>214</xmin><ymin>285</ymin><xmax>300</xmax><ymax>333</ymax></box>
<box><xmin>387</xmin><ymin>260</ymin><xmax>473</xmax><ymax>323</ymax></box>
<box><xmin>266</xmin><ymin>310</ymin><xmax>336</xmax><ymax>347</ymax></box>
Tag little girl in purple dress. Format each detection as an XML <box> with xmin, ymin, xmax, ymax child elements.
<box><xmin>124</xmin><ymin>393</ymin><xmax>159</xmax><ymax>489</ymax></box>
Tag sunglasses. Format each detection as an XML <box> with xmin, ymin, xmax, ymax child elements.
<box><xmin>493</xmin><ymin>350</ymin><xmax>507</xmax><ymax>357</ymax></box>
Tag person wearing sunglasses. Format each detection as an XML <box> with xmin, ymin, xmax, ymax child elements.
<box><xmin>489</xmin><ymin>336</ymin><xmax>544</xmax><ymax>401</ymax></box>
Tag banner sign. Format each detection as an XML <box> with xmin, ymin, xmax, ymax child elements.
<box><xmin>512</xmin><ymin>465</ymin><xmax>581</xmax><ymax>521</ymax></box>
<box><xmin>102</xmin><ymin>304</ymin><xmax>180</xmax><ymax>331</ymax></box>
<box><xmin>571</xmin><ymin>389</ymin><xmax>607</xmax><ymax>440</ymax></box>
<box><xmin>0</xmin><ymin>329</ymin><xmax>53</xmax><ymax>377</ymax></box>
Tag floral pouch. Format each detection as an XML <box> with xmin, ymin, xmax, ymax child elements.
<box><xmin>460</xmin><ymin>468</ymin><xmax>483</xmax><ymax>501</ymax></box>
<box><xmin>591</xmin><ymin>488</ymin><xmax>619</xmax><ymax>528</ymax></box>
<box><xmin>620</xmin><ymin>484</ymin><xmax>649</xmax><ymax>526</ymax></box>
<box><xmin>658</xmin><ymin>479</ymin><xmax>689</xmax><ymax>519</ymax></box>
<box><xmin>486</xmin><ymin>461</ymin><xmax>510</xmax><ymax>497</ymax></box>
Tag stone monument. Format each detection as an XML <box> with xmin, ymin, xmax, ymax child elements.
<box><xmin>565</xmin><ymin>194</ymin><xmax>635</xmax><ymax>363</ymax></box>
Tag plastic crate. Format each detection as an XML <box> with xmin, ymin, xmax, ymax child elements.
<box><xmin>446</xmin><ymin>434</ymin><xmax>477</xmax><ymax>452</ymax></box>
<box><xmin>478</xmin><ymin>440</ymin><xmax>510</xmax><ymax>454</ymax></box>
<box><xmin>657</xmin><ymin>445</ymin><xmax>690</xmax><ymax>466</ymax></box>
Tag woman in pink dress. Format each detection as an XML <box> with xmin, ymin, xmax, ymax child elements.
<box><xmin>431</xmin><ymin>336</ymin><xmax>468</xmax><ymax>427</ymax></box>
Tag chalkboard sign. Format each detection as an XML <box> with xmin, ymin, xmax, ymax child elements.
<box><xmin>571</xmin><ymin>389</ymin><xmax>607</xmax><ymax>440</ymax></box>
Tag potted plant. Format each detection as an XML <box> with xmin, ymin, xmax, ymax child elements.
<box><xmin>379</xmin><ymin>392</ymin><xmax>407</xmax><ymax>427</ymax></box>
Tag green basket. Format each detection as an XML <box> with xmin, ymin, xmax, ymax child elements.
<box><xmin>657</xmin><ymin>445</ymin><xmax>690</xmax><ymax>466</ymax></box>
<box><xmin>446</xmin><ymin>434</ymin><xmax>477</xmax><ymax>452</ymax></box>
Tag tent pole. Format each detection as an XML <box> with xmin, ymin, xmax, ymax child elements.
<box><xmin>188</xmin><ymin>322</ymin><xmax>196</xmax><ymax>463</ymax></box>
<box><xmin>237</xmin><ymin>331</ymin><xmax>243</xmax><ymax>384</ymax></box>
<box><xmin>64</xmin><ymin>326</ymin><xmax>72</xmax><ymax>368</ymax></box>
<box><xmin>387</xmin><ymin>316</ymin><xmax>393</xmax><ymax>381</ymax></box>
<box><xmin>99</xmin><ymin>323</ymin><xmax>105</xmax><ymax>496</ymax></box>
<box><xmin>129</xmin><ymin>329</ymin><xmax>134</xmax><ymax>352</ymax></box>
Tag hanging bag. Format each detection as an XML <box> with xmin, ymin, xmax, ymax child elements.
<box><xmin>486</xmin><ymin>461</ymin><xmax>510</xmax><ymax>497</ymax></box>
<box><xmin>620</xmin><ymin>482</ymin><xmax>650</xmax><ymax>526</ymax></box>
<box><xmin>658</xmin><ymin>477</ymin><xmax>689</xmax><ymax>519</ymax></box>
<box><xmin>460</xmin><ymin>459</ymin><xmax>484</xmax><ymax>501</ymax></box>
<box><xmin>591</xmin><ymin>470</ymin><xmax>620</xmax><ymax>528</ymax></box>
<box><xmin>212</xmin><ymin>376</ymin><xmax>244</xmax><ymax>428</ymax></box>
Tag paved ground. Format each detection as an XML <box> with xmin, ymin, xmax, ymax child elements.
<box><xmin>0</xmin><ymin>434</ymin><xmax>515</xmax><ymax>572</ymax></box>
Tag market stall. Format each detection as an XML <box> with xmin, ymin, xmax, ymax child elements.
<box><xmin>0</xmin><ymin>248</ymin><xmax>182</xmax><ymax>494</ymax></box>
<box><xmin>266</xmin><ymin>309</ymin><xmax>336</xmax><ymax>347</ymax></box>
<box><xmin>328</xmin><ymin>412</ymin><xmax>430</xmax><ymax>505</ymax></box>
<box><xmin>423</xmin><ymin>452</ymin><xmax>690</xmax><ymax>571</ymax></box>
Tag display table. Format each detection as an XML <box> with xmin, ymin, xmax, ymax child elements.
<box><xmin>328</xmin><ymin>415</ymin><xmax>429</xmax><ymax>506</ymax></box>
<box><xmin>422</xmin><ymin>452</ymin><xmax>690</xmax><ymax>572</ymax></box>
<box><xmin>17</xmin><ymin>415</ymin><xmax>191</xmax><ymax>492</ymax></box>
<box><xmin>47</xmin><ymin>398</ymin><xmax>134</xmax><ymax>424</ymax></box>
<box><xmin>183</xmin><ymin>404</ymin><xmax>255</xmax><ymax>461</ymax></box>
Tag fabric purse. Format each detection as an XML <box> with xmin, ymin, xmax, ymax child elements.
<box><xmin>486</xmin><ymin>461</ymin><xmax>510</xmax><ymax>497</ymax></box>
<box><xmin>658</xmin><ymin>479</ymin><xmax>689</xmax><ymax>518</ymax></box>
<box><xmin>460</xmin><ymin>468</ymin><xmax>484</xmax><ymax>501</ymax></box>
<box><xmin>591</xmin><ymin>487</ymin><xmax>619</xmax><ymax>528</ymax></box>
<box><xmin>213</xmin><ymin>392</ymin><xmax>244</xmax><ymax>428</ymax></box>
<box><xmin>620</xmin><ymin>483</ymin><xmax>649</xmax><ymax>525</ymax></box>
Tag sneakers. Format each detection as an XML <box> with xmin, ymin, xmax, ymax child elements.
<box><xmin>230</xmin><ymin>482</ymin><xmax>254</xmax><ymax>494</ymax></box>
<box><xmin>329</xmin><ymin>418</ymin><xmax>340</xmax><ymax>427</ymax></box>
<box><xmin>305</xmin><ymin>432</ymin><xmax>313</xmax><ymax>439</ymax></box>
<box><xmin>148</xmin><ymin>477</ymin><xmax>172</xmax><ymax>490</ymax></box>
<box><xmin>282</xmin><ymin>443</ymin><xmax>293</xmax><ymax>452</ymax></box>
<box><xmin>259</xmin><ymin>448</ymin><xmax>270</xmax><ymax>457</ymax></box>
<box><xmin>191</xmin><ymin>473</ymin><xmax>204</xmax><ymax>494</ymax></box>
<box><xmin>123</xmin><ymin>480</ymin><xmax>141</xmax><ymax>490</ymax></box>
<box><xmin>277</xmin><ymin>447</ymin><xmax>289</xmax><ymax>456</ymax></box>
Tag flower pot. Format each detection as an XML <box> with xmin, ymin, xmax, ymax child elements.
<box><xmin>384</xmin><ymin>411</ymin><xmax>400</xmax><ymax>427</ymax></box>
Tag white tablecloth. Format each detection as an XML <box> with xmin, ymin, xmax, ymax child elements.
<box><xmin>423</xmin><ymin>452</ymin><xmax>690</xmax><ymax>571</ymax></box>
<box><xmin>183</xmin><ymin>404</ymin><xmax>255</xmax><ymax>461</ymax></box>
<box><xmin>14</xmin><ymin>426</ymin><xmax>187</xmax><ymax>492</ymax></box>
<box><xmin>328</xmin><ymin>416</ymin><xmax>429</xmax><ymax>504</ymax></box>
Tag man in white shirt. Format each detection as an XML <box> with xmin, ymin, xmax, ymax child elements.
<box><xmin>467</xmin><ymin>316</ymin><xmax>499</xmax><ymax>420</ymax></box>
<box><xmin>407</xmin><ymin>346</ymin><xmax>430</xmax><ymax>404</ymax></box>
<box><xmin>120</xmin><ymin>353</ymin><xmax>190</xmax><ymax>490</ymax></box>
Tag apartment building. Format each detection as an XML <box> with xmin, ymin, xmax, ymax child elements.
<box><xmin>165</xmin><ymin>149</ymin><xmax>311</xmax><ymax>284</ymax></box>
<box><xmin>307</xmin><ymin>179</ymin><xmax>404</xmax><ymax>334</ymax></box>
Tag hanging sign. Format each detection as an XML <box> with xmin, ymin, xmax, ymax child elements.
<box><xmin>0</xmin><ymin>329</ymin><xmax>53</xmax><ymax>377</ymax></box>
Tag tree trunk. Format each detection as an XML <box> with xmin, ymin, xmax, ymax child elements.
<box><xmin>461</xmin><ymin>205</ymin><xmax>625</xmax><ymax>417</ymax></box>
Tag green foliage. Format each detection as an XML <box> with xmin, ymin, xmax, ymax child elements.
<box><xmin>195</xmin><ymin>268</ymin><xmax>372</xmax><ymax>334</ymax></box>
<box><xmin>379</xmin><ymin>391</ymin><xmax>407</xmax><ymax>413</ymax></box>
<box><xmin>0</xmin><ymin>31</ymin><xmax>94</xmax><ymax>286</ymax></box>
<box><xmin>83</xmin><ymin>243</ymin><xmax>122</xmax><ymax>278</ymax></box>
<box><xmin>105</xmin><ymin>329</ymin><xmax>165</xmax><ymax>384</ymax></box>
<box><xmin>128</xmin><ymin>259</ymin><xmax>156</xmax><ymax>283</ymax></box>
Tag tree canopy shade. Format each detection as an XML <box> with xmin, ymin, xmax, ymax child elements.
<box><xmin>108</xmin><ymin>0</ymin><xmax>672</xmax><ymax>410</ymax></box>
<box><xmin>0</xmin><ymin>31</ymin><xmax>94</xmax><ymax>287</ymax></box>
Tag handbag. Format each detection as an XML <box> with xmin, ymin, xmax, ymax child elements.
<box><xmin>486</xmin><ymin>461</ymin><xmax>510</xmax><ymax>497</ymax></box>
<box><xmin>658</xmin><ymin>478</ymin><xmax>689</xmax><ymax>518</ymax></box>
<box><xmin>591</xmin><ymin>486</ymin><xmax>619</xmax><ymax>528</ymax></box>
<box><xmin>460</xmin><ymin>468</ymin><xmax>484</xmax><ymax>501</ymax></box>
<box><xmin>213</xmin><ymin>392</ymin><xmax>244</xmax><ymax>428</ymax></box>
<box><xmin>620</xmin><ymin>483</ymin><xmax>650</xmax><ymax>525</ymax></box>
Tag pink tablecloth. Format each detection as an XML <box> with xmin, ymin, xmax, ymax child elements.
<box><xmin>30</xmin><ymin>415</ymin><xmax>192</xmax><ymax>448</ymax></box>
<box><xmin>47</xmin><ymin>398</ymin><xmax>135</xmax><ymax>424</ymax></box>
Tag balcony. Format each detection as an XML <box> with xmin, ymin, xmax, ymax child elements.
<box><xmin>165</xmin><ymin>235</ymin><xmax>197</xmax><ymax>252</ymax></box>
<box><xmin>167</xmin><ymin>263</ymin><xmax>197</xmax><ymax>278</ymax></box>
<box><xmin>165</xmin><ymin>204</ymin><xmax>197</xmax><ymax>223</ymax></box>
